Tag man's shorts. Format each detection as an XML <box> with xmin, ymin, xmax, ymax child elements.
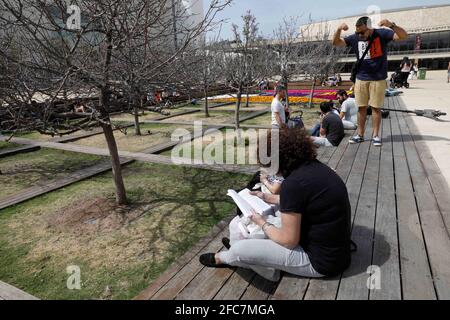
<box><xmin>354</xmin><ymin>79</ymin><xmax>387</xmax><ymax>109</ymax></box>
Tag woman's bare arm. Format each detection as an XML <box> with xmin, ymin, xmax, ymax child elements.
<box><xmin>250</xmin><ymin>191</ymin><xmax>279</xmax><ymax>205</ymax></box>
<box><xmin>251</xmin><ymin>212</ymin><xmax>301</xmax><ymax>249</ymax></box>
<box><xmin>260</xmin><ymin>175</ymin><xmax>282</xmax><ymax>195</ymax></box>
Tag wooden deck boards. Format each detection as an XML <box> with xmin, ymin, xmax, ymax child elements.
<box><xmin>0</xmin><ymin>145</ymin><xmax>40</xmax><ymax>158</ymax></box>
<box><xmin>136</xmin><ymin>96</ymin><xmax>450</xmax><ymax>300</ymax></box>
<box><xmin>0</xmin><ymin>159</ymin><xmax>132</xmax><ymax>211</ymax></box>
<box><xmin>2</xmin><ymin>97</ymin><xmax>449</xmax><ymax>300</ymax></box>
<box><xmin>0</xmin><ymin>281</ymin><xmax>39</xmax><ymax>300</ymax></box>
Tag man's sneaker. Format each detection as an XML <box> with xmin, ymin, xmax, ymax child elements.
<box><xmin>372</xmin><ymin>136</ymin><xmax>382</xmax><ymax>147</ymax></box>
<box><xmin>349</xmin><ymin>135</ymin><xmax>364</xmax><ymax>144</ymax></box>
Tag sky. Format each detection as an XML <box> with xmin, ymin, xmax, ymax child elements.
<box><xmin>205</xmin><ymin>0</ymin><xmax>450</xmax><ymax>39</ymax></box>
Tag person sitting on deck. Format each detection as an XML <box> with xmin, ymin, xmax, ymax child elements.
<box><xmin>199</xmin><ymin>128</ymin><xmax>352</xmax><ymax>281</ymax></box>
<box><xmin>336</xmin><ymin>90</ymin><xmax>358</xmax><ymax>130</ymax></box>
<box><xmin>310</xmin><ymin>102</ymin><xmax>340</xmax><ymax>137</ymax></box>
<box><xmin>311</xmin><ymin>101</ymin><xmax>345</xmax><ymax>148</ymax></box>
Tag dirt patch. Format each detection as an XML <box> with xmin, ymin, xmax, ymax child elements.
<box><xmin>45</xmin><ymin>197</ymin><xmax>143</xmax><ymax>235</ymax></box>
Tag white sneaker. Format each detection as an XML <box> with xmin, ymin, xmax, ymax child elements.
<box><xmin>372</xmin><ymin>136</ymin><xmax>382</xmax><ymax>147</ymax></box>
<box><xmin>349</xmin><ymin>135</ymin><xmax>364</xmax><ymax>144</ymax></box>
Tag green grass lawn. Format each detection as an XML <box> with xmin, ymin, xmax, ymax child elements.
<box><xmin>110</xmin><ymin>112</ymin><xmax>169</xmax><ymax>122</ymax></box>
<box><xmin>161</xmin><ymin>110</ymin><xmax>237</xmax><ymax>125</ymax></box>
<box><xmin>240</xmin><ymin>107</ymin><xmax>319</xmax><ymax>129</ymax></box>
<box><xmin>72</xmin><ymin>123</ymin><xmax>194</xmax><ymax>153</ymax></box>
<box><xmin>0</xmin><ymin>141</ymin><xmax>21</xmax><ymax>152</ymax></box>
<box><xmin>161</xmin><ymin>127</ymin><xmax>261</xmax><ymax>166</ymax></box>
<box><xmin>110</xmin><ymin>106</ymin><xmax>207</xmax><ymax>123</ymax></box>
<box><xmin>207</xmin><ymin>104</ymin><xmax>269</xmax><ymax>112</ymax></box>
<box><xmin>0</xmin><ymin>148</ymin><xmax>105</xmax><ymax>200</ymax></box>
<box><xmin>15</xmin><ymin>129</ymin><xmax>102</xmax><ymax>142</ymax></box>
<box><xmin>0</xmin><ymin>162</ymin><xmax>248</xmax><ymax>300</ymax></box>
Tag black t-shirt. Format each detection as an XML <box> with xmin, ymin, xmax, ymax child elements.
<box><xmin>322</xmin><ymin>113</ymin><xmax>345</xmax><ymax>146</ymax></box>
<box><xmin>280</xmin><ymin>160</ymin><xmax>351</xmax><ymax>277</ymax></box>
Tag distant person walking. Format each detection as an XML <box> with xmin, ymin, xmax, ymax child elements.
<box><xmin>411</xmin><ymin>63</ymin><xmax>418</xmax><ymax>80</ymax></box>
<box><xmin>400</xmin><ymin>57</ymin><xmax>412</xmax><ymax>85</ymax></box>
<box><xmin>332</xmin><ymin>16</ymin><xmax>407</xmax><ymax>147</ymax></box>
<box><xmin>259</xmin><ymin>79</ymin><xmax>267</xmax><ymax>93</ymax></box>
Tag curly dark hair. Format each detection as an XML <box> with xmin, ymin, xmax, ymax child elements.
<box><xmin>262</xmin><ymin>128</ymin><xmax>318</xmax><ymax>177</ymax></box>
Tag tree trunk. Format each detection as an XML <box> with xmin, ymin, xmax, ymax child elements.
<box><xmin>133</xmin><ymin>98</ymin><xmax>142</xmax><ymax>136</ymax></box>
<box><xmin>204</xmin><ymin>85</ymin><xmax>210</xmax><ymax>117</ymax></box>
<box><xmin>308</xmin><ymin>78</ymin><xmax>317</xmax><ymax>109</ymax></box>
<box><xmin>101</xmin><ymin>122</ymin><xmax>127</xmax><ymax>205</ymax></box>
<box><xmin>284</xmin><ymin>76</ymin><xmax>290</xmax><ymax>109</ymax></box>
<box><xmin>99</xmin><ymin>30</ymin><xmax>127</xmax><ymax>205</ymax></box>
<box><xmin>141</xmin><ymin>96</ymin><xmax>146</xmax><ymax>115</ymax></box>
<box><xmin>245</xmin><ymin>87</ymin><xmax>250</xmax><ymax>108</ymax></box>
<box><xmin>235</xmin><ymin>87</ymin><xmax>242</xmax><ymax>130</ymax></box>
<box><xmin>134</xmin><ymin>106</ymin><xmax>141</xmax><ymax>136</ymax></box>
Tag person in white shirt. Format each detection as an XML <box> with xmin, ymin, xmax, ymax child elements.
<box><xmin>336</xmin><ymin>90</ymin><xmax>358</xmax><ymax>130</ymax></box>
<box><xmin>271</xmin><ymin>85</ymin><xmax>287</xmax><ymax>128</ymax></box>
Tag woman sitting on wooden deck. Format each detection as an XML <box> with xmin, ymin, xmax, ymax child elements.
<box><xmin>200</xmin><ymin>128</ymin><xmax>352</xmax><ymax>282</ymax></box>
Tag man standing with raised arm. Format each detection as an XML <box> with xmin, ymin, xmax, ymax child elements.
<box><xmin>333</xmin><ymin>16</ymin><xmax>407</xmax><ymax>146</ymax></box>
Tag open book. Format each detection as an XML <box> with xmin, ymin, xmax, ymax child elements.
<box><xmin>227</xmin><ymin>189</ymin><xmax>274</xmax><ymax>236</ymax></box>
<box><xmin>227</xmin><ymin>189</ymin><xmax>273</xmax><ymax>217</ymax></box>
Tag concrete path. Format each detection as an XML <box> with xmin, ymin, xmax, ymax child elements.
<box><xmin>398</xmin><ymin>70</ymin><xmax>450</xmax><ymax>189</ymax></box>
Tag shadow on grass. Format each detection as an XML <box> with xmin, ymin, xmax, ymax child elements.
<box><xmin>0</xmin><ymin>150</ymin><xmax>105</xmax><ymax>184</ymax></box>
<box><xmin>122</xmin><ymin>166</ymin><xmax>247</xmax><ymax>260</ymax></box>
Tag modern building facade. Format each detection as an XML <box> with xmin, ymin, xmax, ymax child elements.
<box><xmin>300</xmin><ymin>4</ymin><xmax>450</xmax><ymax>70</ymax></box>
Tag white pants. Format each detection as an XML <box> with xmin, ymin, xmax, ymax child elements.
<box><xmin>312</xmin><ymin>137</ymin><xmax>334</xmax><ymax>147</ymax></box>
<box><xmin>228</xmin><ymin>214</ymin><xmax>282</xmax><ymax>246</ymax></box>
<box><xmin>218</xmin><ymin>239</ymin><xmax>324</xmax><ymax>282</ymax></box>
<box><xmin>342</xmin><ymin>120</ymin><xmax>357</xmax><ymax>130</ymax></box>
<box><xmin>225</xmin><ymin>214</ymin><xmax>324</xmax><ymax>281</ymax></box>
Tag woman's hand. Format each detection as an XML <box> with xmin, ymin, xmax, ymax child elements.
<box><xmin>250</xmin><ymin>191</ymin><xmax>266</xmax><ymax>202</ymax></box>
<box><xmin>250</xmin><ymin>210</ymin><xmax>266</xmax><ymax>227</ymax></box>
<box><xmin>260</xmin><ymin>174</ymin><xmax>268</xmax><ymax>184</ymax></box>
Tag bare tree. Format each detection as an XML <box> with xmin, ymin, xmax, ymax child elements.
<box><xmin>298</xmin><ymin>20</ymin><xmax>345</xmax><ymax>108</ymax></box>
<box><xmin>0</xmin><ymin>0</ymin><xmax>230</xmax><ymax>205</ymax></box>
<box><xmin>220</xmin><ymin>11</ymin><xmax>274</xmax><ymax>129</ymax></box>
<box><xmin>271</xmin><ymin>16</ymin><xmax>303</xmax><ymax>108</ymax></box>
<box><xmin>193</xmin><ymin>37</ymin><xmax>224</xmax><ymax>117</ymax></box>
